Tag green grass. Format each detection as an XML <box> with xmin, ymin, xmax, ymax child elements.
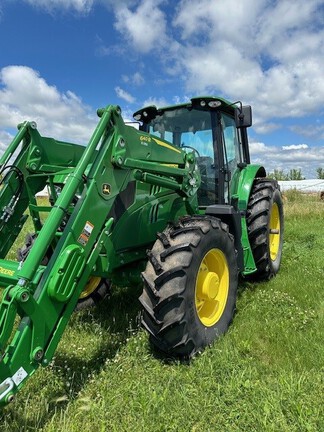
<box><xmin>1</xmin><ymin>191</ymin><xmax>324</xmax><ymax>431</ymax></box>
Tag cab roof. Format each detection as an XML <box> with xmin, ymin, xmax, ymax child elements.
<box><xmin>133</xmin><ymin>96</ymin><xmax>236</xmax><ymax>123</ymax></box>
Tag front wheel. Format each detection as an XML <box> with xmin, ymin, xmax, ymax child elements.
<box><xmin>139</xmin><ymin>216</ymin><xmax>238</xmax><ymax>359</ymax></box>
<box><xmin>76</xmin><ymin>277</ymin><xmax>111</xmax><ymax>311</ymax></box>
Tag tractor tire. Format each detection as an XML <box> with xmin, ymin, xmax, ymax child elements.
<box><xmin>75</xmin><ymin>277</ymin><xmax>111</xmax><ymax>311</ymax></box>
<box><xmin>139</xmin><ymin>215</ymin><xmax>238</xmax><ymax>359</ymax></box>
<box><xmin>246</xmin><ymin>178</ymin><xmax>284</xmax><ymax>280</ymax></box>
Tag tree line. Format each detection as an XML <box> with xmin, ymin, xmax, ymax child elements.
<box><xmin>267</xmin><ymin>168</ymin><xmax>324</xmax><ymax>180</ymax></box>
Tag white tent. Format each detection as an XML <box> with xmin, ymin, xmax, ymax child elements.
<box><xmin>278</xmin><ymin>179</ymin><xmax>324</xmax><ymax>193</ymax></box>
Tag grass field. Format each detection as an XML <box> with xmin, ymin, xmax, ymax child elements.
<box><xmin>1</xmin><ymin>191</ymin><xmax>323</xmax><ymax>431</ymax></box>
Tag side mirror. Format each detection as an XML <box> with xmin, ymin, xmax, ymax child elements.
<box><xmin>235</xmin><ymin>105</ymin><xmax>252</xmax><ymax>128</ymax></box>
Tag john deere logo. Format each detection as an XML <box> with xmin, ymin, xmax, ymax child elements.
<box><xmin>102</xmin><ymin>183</ymin><xmax>111</xmax><ymax>195</ymax></box>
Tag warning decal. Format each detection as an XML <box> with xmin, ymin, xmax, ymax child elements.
<box><xmin>12</xmin><ymin>367</ymin><xmax>28</xmax><ymax>386</ymax></box>
<box><xmin>78</xmin><ymin>221</ymin><xmax>94</xmax><ymax>246</ymax></box>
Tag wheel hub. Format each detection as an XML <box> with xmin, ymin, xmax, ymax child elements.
<box><xmin>201</xmin><ymin>272</ymin><xmax>219</xmax><ymax>300</ymax></box>
<box><xmin>195</xmin><ymin>248</ymin><xmax>229</xmax><ymax>327</ymax></box>
<box><xmin>269</xmin><ymin>202</ymin><xmax>281</xmax><ymax>261</ymax></box>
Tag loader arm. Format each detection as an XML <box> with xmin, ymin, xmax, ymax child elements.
<box><xmin>0</xmin><ymin>105</ymin><xmax>200</xmax><ymax>406</ymax></box>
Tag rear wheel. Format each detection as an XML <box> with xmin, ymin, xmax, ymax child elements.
<box><xmin>246</xmin><ymin>178</ymin><xmax>284</xmax><ymax>279</ymax></box>
<box><xmin>139</xmin><ymin>216</ymin><xmax>238</xmax><ymax>359</ymax></box>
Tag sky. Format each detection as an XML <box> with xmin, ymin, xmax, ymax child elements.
<box><xmin>0</xmin><ymin>0</ymin><xmax>324</xmax><ymax>178</ymax></box>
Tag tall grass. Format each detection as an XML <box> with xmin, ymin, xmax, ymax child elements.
<box><xmin>1</xmin><ymin>191</ymin><xmax>323</xmax><ymax>431</ymax></box>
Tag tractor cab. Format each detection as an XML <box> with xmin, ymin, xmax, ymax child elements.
<box><xmin>134</xmin><ymin>96</ymin><xmax>252</xmax><ymax>207</ymax></box>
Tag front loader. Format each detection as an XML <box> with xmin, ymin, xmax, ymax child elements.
<box><xmin>0</xmin><ymin>96</ymin><xmax>284</xmax><ymax>406</ymax></box>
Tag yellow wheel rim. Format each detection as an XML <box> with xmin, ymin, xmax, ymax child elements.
<box><xmin>195</xmin><ymin>248</ymin><xmax>229</xmax><ymax>327</ymax></box>
<box><xmin>79</xmin><ymin>276</ymin><xmax>101</xmax><ymax>299</ymax></box>
<box><xmin>269</xmin><ymin>202</ymin><xmax>281</xmax><ymax>261</ymax></box>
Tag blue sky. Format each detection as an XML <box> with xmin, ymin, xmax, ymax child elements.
<box><xmin>0</xmin><ymin>0</ymin><xmax>324</xmax><ymax>178</ymax></box>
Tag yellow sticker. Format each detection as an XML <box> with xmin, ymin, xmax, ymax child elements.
<box><xmin>140</xmin><ymin>135</ymin><xmax>152</xmax><ymax>143</ymax></box>
<box><xmin>0</xmin><ymin>266</ymin><xmax>15</xmax><ymax>277</ymax></box>
<box><xmin>152</xmin><ymin>138</ymin><xmax>182</xmax><ymax>154</ymax></box>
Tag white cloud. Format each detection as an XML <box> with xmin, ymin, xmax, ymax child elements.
<box><xmin>282</xmin><ymin>144</ymin><xmax>308</xmax><ymax>151</ymax></box>
<box><xmin>257</xmin><ymin>0</ymin><xmax>322</xmax><ymax>55</ymax></box>
<box><xmin>115</xmin><ymin>86</ymin><xmax>135</xmax><ymax>103</ymax></box>
<box><xmin>0</xmin><ymin>130</ymin><xmax>13</xmax><ymax>155</ymax></box>
<box><xmin>249</xmin><ymin>140</ymin><xmax>324</xmax><ymax>178</ymax></box>
<box><xmin>142</xmin><ymin>97</ymin><xmax>168</xmax><ymax>108</ymax></box>
<box><xmin>180</xmin><ymin>42</ymin><xmax>263</xmax><ymax>101</ymax></box>
<box><xmin>170</xmin><ymin>0</ymin><xmax>324</xmax><ymax>124</ymax></box>
<box><xmin>120</xmin><ymin>108</ymin><xmax>137</xmax><ymax>123</ymax></box>
<box><xmin>22</xmin><ymin>0</ymin><xmax>94</xmax><ymax>13</ymax></box>
<box><xmin>133</xmin><ymin>72</ymin><xmax>144</xmax><ymax>86</ymax></box>
<box><xmin>172</xmin><ymin>95</ymin><xmax>191</xmax><ymax>105</ymax></box>
<box><xmin>122</xmin><ymin>72</ymin><xmax>144</xmax><ymax>86</ymax></box>
<box><xmin>249</xmin><ymin>142</ymin><xmax>269</xmax><ymax>154</ymax></box>
<box><xmin>174</xmin><ymin>0</ymin><xmax>262</xmax><ymax>40</ymax></box>
<box><xmin>0</xmin><ymin>66</ymin><xmax>96</xmax><ymax>143</ymax></box>
<box><xmin>290</xmin><ymin>124</ymin><xmax>324</xmax><ymax>140</ymax></box>
<box><xmin>253</xmin><ymin>122</ymin><xmax>282</xmax><ymax>134</ymax></box>
<box><xmin>13</xmin><ymin>1</ymin><xmax>324</xmax><ymax>127</ymax></box>
<box><xmin>113</xmin><ymin>0</ymin><xmax>167</xmax><ymax>53</ymax></box>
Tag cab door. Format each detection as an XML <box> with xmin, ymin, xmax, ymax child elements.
<box><xmin>220</xmin><ymin>112</ymin><xmax>244</xmax><ymax>203</ymax></box>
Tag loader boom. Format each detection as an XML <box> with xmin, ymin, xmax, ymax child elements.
<box><xmin>0</xmin><ymin>105</ymin><xmax>200</xmax><ymax>405</ymax></box>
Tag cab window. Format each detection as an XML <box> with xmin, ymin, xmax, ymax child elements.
<box><xmin>221</xmin><ymin>113</ymin><xmax>242</xmax><ymax>202</ymax></box>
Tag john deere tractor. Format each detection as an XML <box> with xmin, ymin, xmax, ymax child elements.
<box><xmin>0</xmin><ymin>96</ymin><xmax>283</xmax><ymax>406</ymax></box>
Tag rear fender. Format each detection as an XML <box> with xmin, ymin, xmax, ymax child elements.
<box><xmin>234</xmin><ymin>164</ymin><xmax>266</xmax><ymax>211</ymax></box>
<box><xmin>233</xmin><ymin>164</ymin><xmax>266</xmax><ymax>275</ymax></box>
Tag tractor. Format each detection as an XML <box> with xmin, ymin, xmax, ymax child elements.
<box><xmin>0</xmin><ymin>96</ymin><xmax>284</xmax><ymax>406</ymax></box>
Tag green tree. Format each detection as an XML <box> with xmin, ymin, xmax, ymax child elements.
<box><xmin>288</xmin><ymin>168</ymin><xmax>304</xmax><ymax>180</ymax></box>
<box><xmin>267</xmin><ymin>169</ymin><xmax>289</xmax><ymax>181</ymax></box>
<box><xmin>316</xmin><ymin>167</ymin><xmax>324</xmax><ymax>179</ymax></box>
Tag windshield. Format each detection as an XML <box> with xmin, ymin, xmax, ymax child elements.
<box><xmin>145</xmin><ymin>107</ymin><xmax>219</xmax><ymax>206</ymax></box>
<box><xmin>146</xmin><ymin>108</ymin><xmax>213</xmax><ymax>158</ymax></box>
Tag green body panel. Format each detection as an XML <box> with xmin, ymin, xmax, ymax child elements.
<box><xmin>232</xmin><ymin>164</ymin><xmax>266</xmax><ymax>274</ymax></box>
<box><xmin>0</xmin><ymin>98</ymin><xmax>264</xmax><ymax>406</ymax></box>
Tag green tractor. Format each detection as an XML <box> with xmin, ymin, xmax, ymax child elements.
<box><xmin>0</xmin><ymin>96</ymin><xmax>283</xmax><ymax>406</ymax></box>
